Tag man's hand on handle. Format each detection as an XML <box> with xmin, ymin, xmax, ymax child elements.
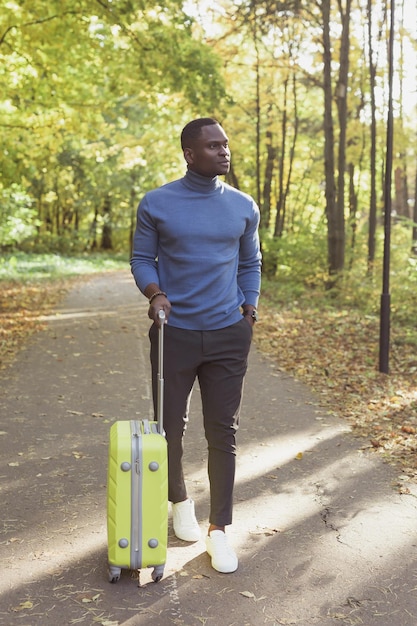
<box><xmin>148</xmin><ymin>293</ymin><xmax>170</xmax><ymax>326</ymax></box>
<box><xmin>144</xmin><ymin>284</ymin><xmax>171</xmax><ymax>327</ymax></box>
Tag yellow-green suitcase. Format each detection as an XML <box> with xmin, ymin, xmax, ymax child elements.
<box><xmin>107</xmin><ymin>311</ymin><xmax>168</xmax><ymax>583</ymax></box>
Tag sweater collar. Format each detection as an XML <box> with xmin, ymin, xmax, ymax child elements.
<box><xmin>182</xmin><ymin>169</ymin><xmax>221</xmax><ymax>193</ymax></box>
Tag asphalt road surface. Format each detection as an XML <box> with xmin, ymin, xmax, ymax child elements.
<box><xmin>1</xmin><ymin>270</ymin><xmax>416</xmax><ymax>626</ymax></box>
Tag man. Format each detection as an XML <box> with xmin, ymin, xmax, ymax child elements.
<box><xmin>130</xmin><ymin>118</ymin><xmax>261</xmax><ymax>573</ymax></box>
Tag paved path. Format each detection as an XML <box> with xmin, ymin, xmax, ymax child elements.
<box><xmin>1</xmin><ymin>270</ymin><xmax>416</xmax><ymax>626</ymax></box>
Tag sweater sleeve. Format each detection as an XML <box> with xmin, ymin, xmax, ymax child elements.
<box><xmin>237</xmin><ymin>200</ymin><xmax>262</xmax><ymax>307</ymax></box>
<box><xmin>130</xmin><ymin>195</ymin><xmax>160</xmax><ymax>294</ymax></box>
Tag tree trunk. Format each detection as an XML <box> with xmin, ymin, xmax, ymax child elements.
<box><xmin>226</xmin><ymin>162</ymin><xmax>240</xmax><ymax>189</ymax></box>
<box><xmin>129</xmin><ymin>175</ymin><xmax>138</xmax><ymax>259</ymax></box>
<box><xmin>394</xmin><ymin>0</ymin><xmax>409</xmax><ymax>220</ymax></box>
<box><xmin>394</xmin><ymin>166</ymin><xmax>409</xmax><ymax>219</ymax></box>
<box><xmin>251</xmin><ymin>1</ymin><xmax>262</xmax><ymax>208</ymax></box>
<box><xmin>347</xmin><ymin>162</ymin><xmax>358</xmax><ymax>269</ymax></box>
<box><xmin>101</xmin><ymin>195</ymin><xmax>113</xmax><ymax>250</ymax></box>
<box><xmin>412</xmin><ymin>163</ymin><xmax>417</xmax><ymax>254</ymax></box>
<box><xmin>285</xmin><ymin>71</ymin><xmax>299</xmax><ymax>231</ymax></box>
<box><xmin>334</xmin><ymin>0</ymin><xmax>351</xmax><ymax>269</ymax></box>
<box><xmin>261</xmin><ymin>120</ymin><xmax>276</xmax><ymax>231</ymax></box>
<box><xmin>367</xmin><ymin>0</ymin><xmax>383</xmax><ymax>271</ymax></box>
<box><xmin>321</xmin><ymin>0</ymin><xmax>340</xmax><ymax>276</ymax></box>
<box><xmin>274</xmin><ymin>74</ymin><xmax>289</xmax><ymax>237</ymax></box>
<box><xmin>89</xmin><ymin>206</ymin><xmax>99</xmax><ymax>251</ymax></box>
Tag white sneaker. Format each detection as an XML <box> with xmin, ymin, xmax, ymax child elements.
<box><xmin>205</xmin><ymin>530</ymin><xmax>238</xmax><ymax>573</ymax></box>
<box><xmin>172</xmin><ymin>499</ymin><xmax>201</xmax><ymax>542</ymax></box>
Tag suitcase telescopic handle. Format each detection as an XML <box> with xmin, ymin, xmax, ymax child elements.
<box><xmin>157</xmin><ymin>309</ymin><xmax>165</xmax><ymax>434</ymax></box>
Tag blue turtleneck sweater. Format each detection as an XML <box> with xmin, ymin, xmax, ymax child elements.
<box><xmin>130</xmin><ymin>169</ymin><xmax>262</xmax><ymax>331</ymax></box>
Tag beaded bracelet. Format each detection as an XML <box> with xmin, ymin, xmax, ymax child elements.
<box><xmin>149</xmin><ymin>291</ymin><xmax>167</xmax><ymax>304</ymax></box>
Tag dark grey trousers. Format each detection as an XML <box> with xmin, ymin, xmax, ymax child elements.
<box><xmin>149</xmin><ymin>318</ymin><xmax>252</xmax><ymax>527</ymax></box>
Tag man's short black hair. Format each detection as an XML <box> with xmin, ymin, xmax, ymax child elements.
<box><xmin>181</xmin><ymin>118</ymin><xmax>219</xmax><ymax>150</ymax></box>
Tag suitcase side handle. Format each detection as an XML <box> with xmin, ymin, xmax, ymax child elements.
<box><xmin>157</xmin><ymin>310</ymin><xmax>165</xmax><ymax>434</ymax></box>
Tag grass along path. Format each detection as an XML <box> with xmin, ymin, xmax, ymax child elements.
<box><xmin>0</xmin><ymin>253</ymin><xmax>126</xmax><ymax>370</ymax></box>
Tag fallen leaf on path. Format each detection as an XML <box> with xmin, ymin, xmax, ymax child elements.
<box><xmin>12</xmin><ymin>601</ymin><xmax>33</xmax><ymax>611</ymax></box>
<box><xmin>250</xmin><ymin>525</ymin><xmax>280</xmax><ymax>536</ymax></box>
<box><xmin>401</xmin><ymin>425</ymin><xmax>415</xmax><ymax>434</ymax></box>
<box><xmin>78</xmin><ymin>593</ymin><xmax>101</xmax><ymax>603</ymax></box>
<box><xmin>240</xmin><ymin>591</ymin><xmax>256</xmax><ymax>599</ymax></box>
<box><xmin>398</xmin><ymin>486</ymin><xmax>411</xmax><ymax>494</ymax></box>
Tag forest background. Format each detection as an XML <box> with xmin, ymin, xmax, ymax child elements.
<box><xmin>0</xmin><ymin>1</ymin><xmax>416</xmax><ymax>481</ymax></box>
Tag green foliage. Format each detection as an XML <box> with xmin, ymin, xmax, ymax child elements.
<box><xmin>261</xmin><ymin>222</ymin><xmax>417</xmax><ymax>333</ymax></box>
<box><xmin>1</xmin><ymin>0</ymin><xmax>416</xmax><ymax>286</ymax></box>
<box><xmin>0</xmin><ymin>185</ymin><xmax>39</xmax><ymax>247</ymax></box>
<box><xmin>0</xmin><ymin>0</ymin><xmax>225</xmax><ymax>254</ymax></box>
<box><xmin>260</xmin><ymin>220</ymin><xmax>328</xmax><ymax>287</ymax></box>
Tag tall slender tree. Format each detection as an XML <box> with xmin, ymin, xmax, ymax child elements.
<box><xmin>320</xmin><ymin>0</ymin><xmax>340</xmax><ymax>276</ymax></box>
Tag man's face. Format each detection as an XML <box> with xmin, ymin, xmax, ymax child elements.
<box><xmin>184</xmin><ymin>124</ymin><xmax>230</xmax><ymax>178</ymax></box>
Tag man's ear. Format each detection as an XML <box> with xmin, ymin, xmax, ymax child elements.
<box><xmin>183</xmin><ymin>147</ymin><xmax>194</xmax><ymax>165</ymax></box>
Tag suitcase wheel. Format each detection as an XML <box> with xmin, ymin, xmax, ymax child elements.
<box><xmin>152</xmin><ymin>565</ymin><xmax>164</xmax><ymax>583</ymax></box>
<box><xmin>108</xmin><ymin>565</ymin><xmax>121</xmax><ymax>583</ymax></box>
